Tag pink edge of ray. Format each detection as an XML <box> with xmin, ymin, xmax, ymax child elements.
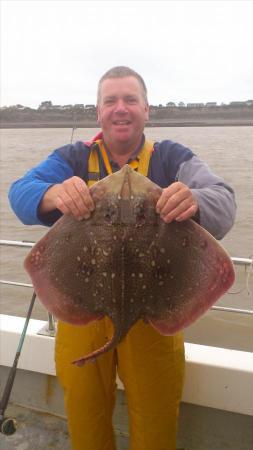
<box><xmin>150</xmin><ymin>259</ymin><xmax>235</xmax><ymax>336</ymax></box>
<box><xmin>24</xmin><ymin>252</ymin><xmax>102</xmax><ymax>326</ymax></box>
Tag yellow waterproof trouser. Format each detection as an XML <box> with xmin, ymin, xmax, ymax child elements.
<box><xmin>55</xmin><ymin>318</ymin><xmax>185</xmax><ymax>450</ymax></box>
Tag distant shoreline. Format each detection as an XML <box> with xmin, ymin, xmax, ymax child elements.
<box><xmin>1</xmin><ymin>104</ymin><xmax>252</xmax><ymax>129</ymax></box>
<box><xmin>1</xmin><ymin>120</ymin><xmax>253</xmax><ymax>129</ymax></box>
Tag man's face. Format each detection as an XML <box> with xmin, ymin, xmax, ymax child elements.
<box><xmin>97</xmin><ymin>76</ymin><xmax>149</xmax><ymax>150</ymax></box>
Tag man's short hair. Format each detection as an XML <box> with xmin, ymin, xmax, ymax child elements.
<box><xmin>97</xmin><ymin>66</ymin><xmax>148</xmax><ymax>104</ymax></box>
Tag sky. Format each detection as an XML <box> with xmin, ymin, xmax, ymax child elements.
<box><xmin>1</xmin><ymin>0</ymin><xmax>253</xmax><ymax>108</ymax></box>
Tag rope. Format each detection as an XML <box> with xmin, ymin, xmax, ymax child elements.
<box><xmin>228</xmin><ymin>255</ymin><xmax>253</xmax><ymax>296</ymax></box>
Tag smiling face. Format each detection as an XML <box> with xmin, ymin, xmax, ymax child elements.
<box><xmin>97</xmin><ymin>76</ymin><xmax>149</xmax><ymax>154</ymax></box>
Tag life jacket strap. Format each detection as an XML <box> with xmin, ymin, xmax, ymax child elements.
<box><xmin>87</xmin><ymin>139</ymin><xmax>154</xmax><ymax>187</ymax></box>
<box><xmin>87</xmin><ymin>144</ymin><xmax>100</xmax><ymax>186</ymax></box>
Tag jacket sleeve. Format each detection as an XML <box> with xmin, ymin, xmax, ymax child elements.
<box><xmin>8</xmin><ymin>151</ymin><xmax>74</xmax><ymax>226</ymax></box>
<box><xmin>177</xmin><ymin>156</ymin><xmax>236</xmax><ymax>240</ymax></box>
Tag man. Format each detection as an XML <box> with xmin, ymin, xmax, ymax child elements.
<box><xmin>9</xmin><ymin>66</ymin><xmax>236</xmax><ymax>450</ymax></box>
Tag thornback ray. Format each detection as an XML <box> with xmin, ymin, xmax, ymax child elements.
<box><xmin>24</xmin><ymin>165</ymin><xmax>235</xmax><ymax>366</ymax></box>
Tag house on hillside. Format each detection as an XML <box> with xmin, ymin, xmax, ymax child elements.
<box><xmin>85</xmin><ymin>104</ymin><xmax>95</xmax><ymax>109</ymax></box>
<box><xmin>187</xmin><ymin>103</ymin><xmax>205</xmax><ymax>108</ymax></box>
<box><xmin>229</xmin><ymin>101</ymin><xmax>247</xmax><ymax>106</ymax></box>
<box><xmin>73</xmin><ymin>104</ymin><xmax>84</xmax><ymax>109</ymax></box>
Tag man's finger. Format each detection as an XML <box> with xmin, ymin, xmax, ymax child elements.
<box><xmin>161</xmin><ymin>203</ymin><xmax>187</xmax><ymax>223</ymax></box>
<box><xmin>62</xmin><ymin>178</ymin><xmax>94</xmax><ymax>216</ymax></box>
<box><xmin>72</xmin><ymin>177</ymin><xmax>95</xmax><ymax>211</ymax></box>
<box><xmin>56</xmin><ymin>193</ymin><xmax>84</xmax><ymax>219</ymax></box>
<box><xmin>161</xmin><ymin>198</ymin><xmax>198</xmax><ymax>223</ymax></box>
<box><xmin>175</xmin><ymin>204</ymin><xmax>198</xmax><ymax>222</ymax></box>
<box><xmin>159</xmin><ymin>191</ymin><xmax>190</xmax><ymax>217</ymax></box>
<box><xmin>156</xmin><ymin>184</ymin><xmax>180</xmax><ymax>213</ymax></box>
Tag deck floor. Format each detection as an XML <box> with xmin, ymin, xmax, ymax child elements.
<box><xmin>1</xmin><ymin>400</ymin><xmax>253</xmax><ymax>450</ymax></box>
<box><xmin>0</xmin><ymin>403</ymin><xmax>129</xmax><ymax>450</ymax></box>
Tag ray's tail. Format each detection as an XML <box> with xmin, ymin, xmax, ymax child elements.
<box><xmin>72</xmin><ymin>321</ymin><xmax>124</xmax><ymax>367</ymax></box>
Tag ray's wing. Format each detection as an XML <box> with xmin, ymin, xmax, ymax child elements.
<box><xmin>23</xmin><ymin>169</ymin><xmax>126</xmax><ymax>325</ymax></box>
<box><xmin>135</xmin><ymin>218</ymin><xmax>235</xmax><ymax>335</ymax></box>
<box><xmin>24</xmin><ymin>214</ymin><xmax>111</xmax><ymax>324</ymax></box>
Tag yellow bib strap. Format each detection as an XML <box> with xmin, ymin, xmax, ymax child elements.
<box><xmin>136</xmin><ymin>140</ymin><xmax>154</xmax><ymax>177</ymax></box>
<box><xmin>87</xmin><ymin>144</ymin><xmax>100</xmax><ymax>187</ymax></box>
<box><xmin>87</xmin><ymin>138</ymin><xmax>154</xmax><ymax>187</ymax></box>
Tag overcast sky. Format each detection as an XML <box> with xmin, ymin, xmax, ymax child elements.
<box><xmin>1</xmin><ymin>0</ymin><xmax>253</xmax><ymax>108</ymax></box>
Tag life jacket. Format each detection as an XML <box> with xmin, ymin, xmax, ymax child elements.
<box><xmin>86</xmin><ymin>132</ymin><xmax>154</xmax><ymax>187</ymax></box>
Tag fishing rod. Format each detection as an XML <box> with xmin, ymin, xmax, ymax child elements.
<box><xmin>0</xmin><ymin>291</ymin><xmax>36</xmax><ymax>435</ymax></box>
<box><xmin>70</xmin><ymin>109</ymin><xmax>77</xmax><ymax>143</ymax></box>
<box><xmin>70</xmin><ymin>125</ymin><xmax>77</xmax><ymax>144</ymax></box>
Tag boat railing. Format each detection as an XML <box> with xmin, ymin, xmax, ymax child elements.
<box><xmin>1</xmin><ymin>239</ymin><xmax>253</xmax><ymax>338</ymax></box>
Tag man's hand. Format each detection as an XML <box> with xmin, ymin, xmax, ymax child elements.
<box><xmin>40</xmin><ymin>176</ymin><xmax>94</xmax><ymax>220</ymax></box>
<box><xmin>156</xmin><ymin>182</ymin><xmax>198</xmax><ymax>223</ymax></box>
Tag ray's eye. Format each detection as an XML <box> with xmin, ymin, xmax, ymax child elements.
<box><xmin>104</xmin><ymin>204</ymin><xmax>118</xmax><ymax>222</ymax></box>
<box><xmin>134</xmin><ymin>203</ymin><xmax>146</xmax><ymax>225</ymax></box>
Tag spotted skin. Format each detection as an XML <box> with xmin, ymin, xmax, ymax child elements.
<box><xmin>24</xmin><ymin>165</ymin><xmax>235</xmax><ymax>365</ymax></box>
